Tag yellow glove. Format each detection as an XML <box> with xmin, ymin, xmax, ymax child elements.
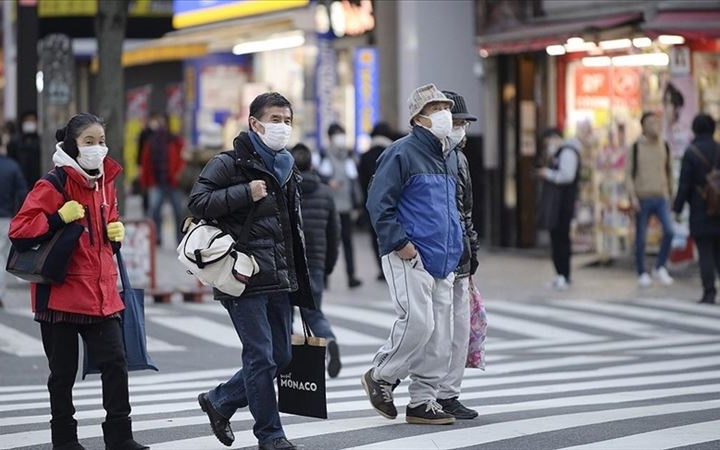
<box><xmin>58</xmin><ymin>200</ymin><xmax>85</xmax><ymax>223</ymax></box>
<box><xmin>107</xmin><ymin>221</ymin><xmax>125</xmax><ymax>242</ymax></box>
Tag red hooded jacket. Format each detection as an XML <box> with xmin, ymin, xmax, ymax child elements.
<box><xmin>9</xmin><ymin>158</ymin><xmax>124</xmax><ymax>316</ymax></box>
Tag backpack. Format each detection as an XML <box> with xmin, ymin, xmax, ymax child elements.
<box><xmin>689</xmin><ymin>144</ymin><xmax>720</xmax><ymax>217</ymax></box>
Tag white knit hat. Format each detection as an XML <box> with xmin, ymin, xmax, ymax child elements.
<box><xmin>407</xmin><ymin>83</ymin><xmax>454</xmax><ymax>125</ymax></box>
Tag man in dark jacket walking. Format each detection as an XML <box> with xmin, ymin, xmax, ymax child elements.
<box><xmin>292</xmin><ymin>142</ymin><xmax>343</xmax><ymax>377</ymax></box>
<box><xmin>189</xmin><ymin>92</ymin><xmax>315</xmax><ymax>450</ymax></box>
<box><xmin>437</xmin><ymin>90</ymin><xmax>479</xmax><ymax>419</ymax></box>
<box><xmin>0</xmin><ymin>138</ymin><xmax>27</xmax><ymax>307</ymax></box>
<box><xmin>673</xmin><ymin>114</ymin><xmax>720</xmax><ymax>304</ymax></box>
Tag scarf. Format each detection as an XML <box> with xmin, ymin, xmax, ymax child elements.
<box><xmin>248</xmin><ymin>131</ymin><xmax>294</xmax><ymax>185</ymax></box>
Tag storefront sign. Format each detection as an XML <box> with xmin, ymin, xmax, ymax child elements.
<box><xmin>39</xmin><ymin>0</ymin><xmax>172</xmax><ymax>17</ymax></box>
<box><xmin>353</xmin><ymin>47</ymin><xmax>379</xmax><ymax>153</ymax></box>
<box><xmin>173</xmin><ymin>0</ymin><xmax>309</xmax><ymax>29</ymax></box>
<box><xmin>574</xmin><ymin>66</ymin><xmax>640</xmax><ymax>111</ymax></box>
<box><xmin>315</xmin><ymin>33</ymin><xmax>337</xmax><ymax>153</ymax></box>
<box><xmin>124</xmin><ymin>85</ymin><xmax>152</xmax><ymax>182</ymax></box>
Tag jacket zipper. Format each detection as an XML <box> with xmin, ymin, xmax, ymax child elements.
<box><xmin>443</xmin><ymin>159</ymin><xmax>450</xmax><ymax>275</ymax></box>
<box><xmin>85</xmin><ymin>206</ymin><xmax>95</xmax><ymax>246</ymax></box>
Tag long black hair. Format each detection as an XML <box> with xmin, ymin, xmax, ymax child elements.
<box><xmin>55</xmin><ymin>113</ymin><xmax>104</xmax><ymax>159</ymax></box>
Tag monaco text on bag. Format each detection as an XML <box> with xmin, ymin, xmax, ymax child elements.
<box><xmin>177</xmin><ymin>207</ymin><xmax>259</xmax><ymax>297</ymax></box>
<box><xmin>277</xmin><ymin>312</ymin><xmax>328</xmax><ymax>419</ymax></box>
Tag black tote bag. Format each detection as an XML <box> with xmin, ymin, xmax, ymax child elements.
<box><xmin>83</xmin><ymin>251</ymin><xmax>158</xmax><ymax>379</ymax></box>
<box><xmin>6</xmin><ymin>168</ymin><xmax>83</xmax><ymax>284</ymax></box>
<box><xmin>277</xmin><ymin>313</ymin><xmax>328</xmax><ymax>419</ymax></box>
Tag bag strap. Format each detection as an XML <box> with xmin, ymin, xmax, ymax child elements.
<box><xmin>44</xmin><ymin>167</ymin><xmax>70</xmax><ymax>202</ymax></box>
<box><xmin>116</xmin><ymin>251</ymin><xmax>132</xmax><ymax>300</ymax></box>
<box><xmin>298</xmin><ymin>308</ymin><xmax>313</xmax><ymax>344</ymax></box>
<box><xmin>234</xmin><ymin>203</ymin><xmax>256</xmax><ymax>252</ymax></box>
<box><xmin>690</xmin><ymin>144</ymin><xmax>714</xmax><ymax>171</ymax></box>
<box><xmin>632</xmin><ymin>142</ymin><xmax>638</xmax><ymax>180</ymax></box>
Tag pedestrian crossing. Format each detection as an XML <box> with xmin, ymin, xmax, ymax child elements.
<box><xmin>1</xmin><ymin>297</ymin><xmax>720</xmax><ymax>449</ymax></box>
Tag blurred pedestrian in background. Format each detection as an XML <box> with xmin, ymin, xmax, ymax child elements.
<box><xmin>0</xmin><ymin>134</ymin><xmax>28</xmax><ymax>308</ymax></box>
<box><xmin>292</xmin><ymin>142</ymin><xmax>343</xmax><ymax>377</ymax></box>
<box><xmin>139</xmin><ymin>113</ymin><xmax>186</xmax><ymax>246</ymax></box>
<box><xmin>190</xmin><ymin>92</ymin><xmax>315</xmax><ymax>450</ymax></box>
<box><xmin>8</xmin><ymin>111</ymin><xmax>42</xmax><ymax>187</ymax></box>
<box><xmin>363</xmin><ymin>83</ymin><xmax>462</xmax><ymax>425</ymax></box>
<box><xmin>626</xmin><ymin>111</ymin><xmax>675</xmax><ymax>288</ymax></box>
<box><xmin>537</xmin><ymin>125</ymin><xmax>583</xmax><ymax>290</ymax></box>
<box><xmin>673</xmin><ymin>113</ymin><xmax>720</xmax><ymax>304</ymax></box>
<box><xmin>437</xmin><ymin>90</ymin><xmax>479</xmax><ymax>420</ymax></box>
<box><xmin>318</xmin><ymin>122</ymin><xmax>363</xmax><ymax>288</ymax></box>
<box><xmin>358</xmin><ymin>122</ymin><xmax>395</xmax><ymax>281</ymax></box>
<box><xmin>9</xmin><ymin>113</ymin><xmax>147</xmax><ymax>450</ymax></box>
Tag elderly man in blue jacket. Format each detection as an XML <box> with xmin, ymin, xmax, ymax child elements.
<box><xmin>361</xmin><ymin>84</ymin><xmax>463</xmax><ymax>425</ymax></box>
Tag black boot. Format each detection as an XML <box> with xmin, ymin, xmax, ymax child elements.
<box><xmin>699</xmin><ymin>289</ymin><xmax>716</xmax><ymax>304</ymax></box>
<box><xmin>52</xmin><ymin>420</ymin><xmax>83</xmax><ymax>449</ymax></box>
<box><xmin>102</xmin><ymin>418</ymin><xmax>149</xmax><ymax>450</ymax></box>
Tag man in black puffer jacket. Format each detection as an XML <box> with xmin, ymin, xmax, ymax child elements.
<box><xmin>189</xmin><ymin>92</ymin><xmax>314</xmax><ymax>450</ymax></box>
<box><xmin>292</xmin><ymin>143</ymin><xmax>342</xmax><ymax>377</ymax></box>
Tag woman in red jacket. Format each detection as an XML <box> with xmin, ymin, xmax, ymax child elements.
<box><xmin>9</xmin><ymin>114</ymin><xmax>148</xmax><ymax>450</ymax></box>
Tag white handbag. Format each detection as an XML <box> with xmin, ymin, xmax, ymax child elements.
<box><xmin>177</xmin><ymin>214</ymin><xmax>259</xmax><ymax>297</ymax></box>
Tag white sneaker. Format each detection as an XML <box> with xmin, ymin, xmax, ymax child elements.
<box><xmin>552</xmin><ymin>275</ymin><xmax>568</xmax><ymax>291</ymax></box>
<box><xmin>638</xmin><ymin>272</ymin><xmax>652</xmax><ymax>288</ymax></box>
<box><xmin>652</xmin><ymin>266</ymin><xmax>674</xmax><ymax>286</ymax></box>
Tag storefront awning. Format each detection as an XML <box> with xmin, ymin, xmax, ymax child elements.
<box><xmin>478</xmin><ymin>12</ymin><xmax>643</xmax><ymax>55</ymax></box>
<box><xmin>643</xmin><ymin>10</ymin><xmax>720</xmax><ymax>39</ymax></box>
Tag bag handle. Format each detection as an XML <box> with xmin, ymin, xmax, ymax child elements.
<box><xmin>298</xmin><ymin>308</ymin><xmax>313</xmax><ymax>344</ymax></box>
<box><xmin>116</xmin><ymin>250</ymin><xmax>133</xmax><ymax>301</ymax></box>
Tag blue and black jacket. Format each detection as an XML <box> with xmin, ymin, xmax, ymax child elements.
<box><xmin>366</xmin><ymin>126</ymin><xmax>463</xmax><ymax>279</ymax></box>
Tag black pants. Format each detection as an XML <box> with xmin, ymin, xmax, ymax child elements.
<box><xmin>339</xmin><ymin>212</ymin><xmax>357</xmax><ymax>279</ymax></box>
<box><xmin>40</xmin><ymin>318</ymin><xmax>130</xmax><ymax>444</ymax></box>
<box><xmin>695</xmin><ymin>236</ymin><xmax>720</xmax><ymax>298</ymax></box>
<box><xmin>550</xmin><ymin>206</ymin><xmax>573</xmax><ymax>281</ymax></box>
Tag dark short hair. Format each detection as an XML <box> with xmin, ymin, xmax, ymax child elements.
<box><xmin>248</xmin><ymin>92</ymin><xmax>293</xmax><ymax>127</ymax></box>
<box><xmin>55</xmin><ymin>113</ymin><xmax>105</xmax><ymax>159</ymax></box>
<box><xmin>541</xmin><ymin>127</ymin><xmax>563</xmax><ymax>140</ymax></box>
<box><xmin>291</xmin><ymin>143</ymin><xmax>313</xmax><ymax>171</ymax></box>
<box><xmin>370</xmin><ymin>122</ymin><xmax>394</xmax><ymax>139</ymax></box>
<box><xmin>328</xmin><ymin>123</ymin><xmax>345</xmax><ymax>138</ymax></box>
<box><xmin>640</xmin><ymin>111</ymin><xmax>657</xmax><ymax>126</ymax></box>
<box><xmin>692</xmin><ymin>113</ymin><xmax>716</xmax><ymax>136</ymax></box>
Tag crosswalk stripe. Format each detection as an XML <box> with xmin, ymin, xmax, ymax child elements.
<box><xmin>147</xmin><ymin>316</ymin><xmax>241</xmax><ymax>348</ymax></box>
<box><xmin>343</xmin><ymin>399</ymin><xmax>720</xmax><ymax>449</ymax></box>
<box><xmin>490</xmin><ymin>301</ymin><xmax>667</xmax><ymax>337</ymax></box>
<box><xmin>555</xmin><ymin>300</ymin><xmax>720</xmax><ymax>332</ymax></box>
<box><xmin>331</xmin><ymin>324</ymin><xmax>385</xmax><ymax>345</ymax></box>
<box><xmin>559</xmin><ymin>419</ymin><xmax>720</xmax><ymax>450</ymax></box>
<box><xmin>485</xmin><ymin>312</ymin><xmax>598</xmax><ymax>341</ymax></box>
<box><xmin>634</xmin><ymin>298</ymin><xmax>720</xmax><ymax>317</ymax></box>
<box><xmin>527</xmin><ymin>334</ymin><xmax>720</xmax><ymax>354</ymax></box>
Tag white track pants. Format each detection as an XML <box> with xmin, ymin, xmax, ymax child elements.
<box><xmin>438</xmin><ymin>276</ymin><xmax>471</xmax><ymax>399</ymax></box>
<box><xmin>372</xmin><ymin>251</ymin><xmax>454</xmax><ymax>406</ymax></box>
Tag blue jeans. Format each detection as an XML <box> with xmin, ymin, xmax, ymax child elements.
<box><xmin>635</xmin><ymin>197</ymin><xmax>675</xmax><ymax>275</ymax></box>
<box><xmin>299</xmin><ymin>269</ymin><xmax>336</xmax><ymax>340</ymax></box>
<box><xmin>207</xmin><ymin>293</ymin><xmax>292</xmax><ymax>444</ymax></box>
<box><xmin>148</xmin><ymin>185</ymin><xmax>185</xmax><ymax>244</ymax></box>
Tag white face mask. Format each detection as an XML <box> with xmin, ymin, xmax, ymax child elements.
<box><xmin>419</xmin><ymin>110</ymin><xmax>452</xmax><ymax>139</ymax></box>
<box><xmin>257</xmin><ymin>121</ymin><xmax>292</xmax><ymax>151</ymax></box>
<box><xmin>447</xmin><ymin>126</ymin><xmax>466</xmax><ymax>148</ymax></box>
<box><xmin>77</xmin><ymin>144</ymin><xmax>108</xmax><ymax>170</ymax></box>
<box><xmin>22</xmin><ymin>121</ymin><xmax>37</xmax><ymax>134</ymax></box>
<box><xmin>331</xmin><ymin>134</ymin><xmax>346</xmax><ymax>149</ymax></box>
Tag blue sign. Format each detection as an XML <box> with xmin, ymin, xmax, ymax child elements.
<box><xmin>353</xmin><ymin>47</ymin><xmax>379</xmax><ymax>153</ymax></box>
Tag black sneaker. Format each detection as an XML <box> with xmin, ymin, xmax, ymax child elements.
<box><xmin>405</xmin><ymin>401</ymin><xmax>455</xmax><ymax>425</ymax></box>
<box><xmin>437</xmin><ymin>397</ymin><xmax>478</xmax><ymax>419</ymax></box>
<box><xmin>349</xmin><ymin>278</ymin><xmax>363</xmax><ymax>288</ymax></box>
<box><xmin>361</xmin><ymin>369</ymin><xmax>397</xmax><ymax>419</ymax></box>
<box><xmin>327</xmin><ymin>340</ymin><xmax>342</xmax><ymax>378</ymax></box>
<box><xmin>259</xmin><ymin>437</ymin><xmax>299</xmax><ymax>450</ymax></box>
